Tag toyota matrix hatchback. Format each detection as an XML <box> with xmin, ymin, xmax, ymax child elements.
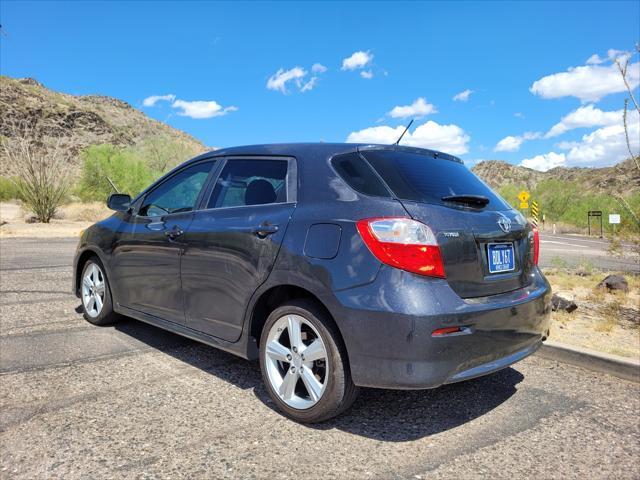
<box><xmin>74</xmin><ymin>143</ymin><xmax>551</xmax><ymax>423</ymax></box>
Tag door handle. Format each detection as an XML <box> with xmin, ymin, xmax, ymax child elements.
<box><xmin>165</xmin><ymin>227</ymin><xmax>184</xmax><ymax>240</ymax></box>
<box><xmin>252</xmin><ymin>223</ymin><xmax>279</xmax><ymax>238</ymax></box>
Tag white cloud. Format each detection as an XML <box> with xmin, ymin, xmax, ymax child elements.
<box><xmin>346</xmin><ymin>120</ymin><xmax>470</xmax><ymax>154</ymax></box>
<box><xmin>143</xmin><ymin>94</ymin><xmax>237</xmax><ymax>119</ymax></box>
<box><xmin>311</xmin><ymin>63</ymin><xmax>327</xmax><ymax>74</ymax></box>
<box><xmin>266</xmin><ymin>67</ymin><xmax>307</xmax><ymax>94</ymax></box>
<box><xmin>494</xmin><ymin>136</ymin><xmax>522</xmax><ymax>152</ymax></box>
<box><xmin>561</xmin><ymin>119</ymin><xmax>639</xmax><ymax>166</ymax></box>
<box><xmin>521</xmin><ymin>116</ymin><xmax>639</xmax><ymax>170</ymax></box>
<box><xmin>530</xmin><ymin>57</ymin><xmax>639</xmax><ymax>102</ymax></box>
<box><xmin>586</xmin><ymin>49</ymin><xmax>632</xmax><ymax>66</ymax></box>
<box><xmin>142</xmin><ymin>94</ymin><xmax>176</xmax><ymax>107</ymax></box>
<box><xmin>341</xmin><ymin>50</ymin><xmax>373</xmax><ymax>70</ymax></box>
<box><xmin>520</xmin><ymin>152</ymin><xmax>566</xmax><ymax>171</ymax></box>
<box><xmin>494</xmin><ymin>132</ymin><xmax>541</xmax><ymax>152</ymax></box>
<box><xmin>171</xmin><ymin>99</ymin><xmax>237</xmax><ymax>119</ymax></box>
<box><xmin>300</xmin><ymin>77</ymin><xmax>318</xmax><ymax>92</ymax></box>
<box><xmin>360</xmin><ymin>70</ymin><xmax>373</xmax><ymax>79</ymax></box>
<box><xmin>586</xmin><ymin>54</ymin><xmax>604</xmax><ymax>65</ymax></box>
<box><xmin>453</xmin><ymin>89</ymin><xmax>474</xmax><ymax>102</ymax></box>
<box><xmin>267</xmin><ymin>63</ymin><xmax>327</xmax><ymax>93</ymax></box>
<box><xmin>545</xmin><ymin>105</ymin><xmax>622</xmax><ymax>138</ymax></box>
<box><xmin>514</xmin><ymin>112</ymin><xmax>525</xmax><ymax>119</ymax></box>
<box><xmin>606</xmin><ymin>49</ymin><xmax>632</xmax><ymax>63</ymax></box>
<box><xmin>388</xmin><ymin>97</ymin><xmax>437</xmax><ymax>119</ymax></box>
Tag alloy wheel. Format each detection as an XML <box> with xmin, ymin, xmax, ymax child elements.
<box><xmin>264</xmin><ymin>314</ymin><xmax>329</xmax><ymax>409</ymax></box>
<box><xmin>82</xmin><ymin>263</ymin><xmax>106</xmax><ymax>318</ymax></box>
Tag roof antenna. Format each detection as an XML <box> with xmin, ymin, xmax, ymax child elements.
<box><xmin>106</xmin><ymin>177</ymin><xmax>120</xmax><ymax>193</ymax></box>
<box><xmin>395</xmin><ymin>119</ymin><xmax>413</xmax><ymax>145</ymax></box>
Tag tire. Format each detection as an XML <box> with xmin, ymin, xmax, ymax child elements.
<box><xmin>80</xmin><ymin>256</ymin><xmax>120</xmax><ymax>326</ymax></box>
<box><xmin>259</xmin><ymin>299</ymin><xmax>359</xmax><ymax>423</ymax></box>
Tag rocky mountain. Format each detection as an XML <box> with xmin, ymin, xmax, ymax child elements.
<box><xmin>472</xmin><ymin>158</ymin><xmax>640</xmax><ymax>193</ymax></box>
<box><xmin>0</xmin><ymin>76</ymin><xmax>206</xmax><ymax>175</ymax></box>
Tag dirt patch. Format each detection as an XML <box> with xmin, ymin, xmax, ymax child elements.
<box><xmin>0</xmin><ymin>201</ymin><xmax>110</xmax><ymax>238</ymax></box>
<box><xmin>544</xmin><ymin>268</ymin><xmax>640</xmax><ymax>360</ymax></box>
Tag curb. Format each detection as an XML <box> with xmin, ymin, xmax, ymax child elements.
<box><xmin>536</xmin><ymin>340</ymin><xmax>640</xmax><ymax>383</ymax></box>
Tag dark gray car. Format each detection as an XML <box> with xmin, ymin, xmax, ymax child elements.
<box><xmin>73</xmin><ymin>143</ymin><xmax>551</xmax><ymax>422</ymax></box>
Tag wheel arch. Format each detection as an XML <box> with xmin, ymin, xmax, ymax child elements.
<box><xmin>74</xmin><ymin>247</ymin><xmax>111</xmax><ymax>297</ymax></box>
<box><xmin>247</xmin><ymin>284</ymin><xmax>349</xmax><ymax>363</ymax></box>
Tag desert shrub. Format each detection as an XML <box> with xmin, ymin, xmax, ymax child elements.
<box><xmin>0</xmin><ymin>176</ymin><xmax>21</xmax><ymax>201</ymax></box>
<box><xmin>76</xmin><ymin>144</ymin><xmax>155</xmax><ymax>202</ymax></box>
<box><xmin>1</xmin><ymin>123</ymin><xmax>71</xmax><ymax>223</ymax></box>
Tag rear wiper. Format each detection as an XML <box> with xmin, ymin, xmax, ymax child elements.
<box><xmin>441</xmin><ymin>194</ymin><xmax>490</xmax><ymax>207</ymax></box>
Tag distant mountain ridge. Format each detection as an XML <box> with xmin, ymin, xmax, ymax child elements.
<box><xmin>471</xmin><ymin>159</ymin><xmax>640</xmax><ymax>193</ymax></box>
<box><xmin>0</xmin><ymin>76</ymin><xmax>207</xmax><ymax>175</ymax></box>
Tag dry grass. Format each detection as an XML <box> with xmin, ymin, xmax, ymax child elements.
<box><xmin>59</xmin><ymin>202</ymin><xmax>111</xmax><ymax>222</ymax></box>
<box><xmin>1</xmin><ymin>200</ymin><xmax>111</xmax><ymax>238</ymax></box>
<box><xmin>594</xmin><ymin>315</ymin><xmax>618</xmax><ymax>333</ymax></box>
<box><xmin>587</xmin><ymin>287</ymin><xmax>607</xmax><ymax>304</ymax></box>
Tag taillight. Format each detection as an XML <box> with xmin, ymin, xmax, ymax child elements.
<box><xmin>532</xmin><ymin>227</ymin><xmax>540</xmax><ymax>266</ymax></box>
<box><xmin>356</xmin><ymin>217</ymin><xmax>446</xmax><ymax>278</ymax></box>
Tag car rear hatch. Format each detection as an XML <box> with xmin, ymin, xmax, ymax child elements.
<box><xmin>359</xmin><ymin>147</ymin><xmax>535</xmax><ymax>299</ymax></box>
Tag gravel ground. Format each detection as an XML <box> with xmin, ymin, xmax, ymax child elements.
<box><xmin>1</xmin><ymin>238</ymin><xmax>639</xmax><ymax>479</ymax></box>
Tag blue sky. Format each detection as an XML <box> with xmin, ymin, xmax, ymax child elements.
<box><xmin>1</xmin><ymin>1</ymin><xmax>639</xmax><ymax>170</ymax></box>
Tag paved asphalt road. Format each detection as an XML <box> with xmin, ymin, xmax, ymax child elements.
<box><xmin>0</xmin><ymin>238</ymin><xmax>638</xmax><ymax>479</ymax></box>
<box><xmin>538</xmin><ymin>232</ymin><xmax>638</xmax><ymax>272</ymax></box>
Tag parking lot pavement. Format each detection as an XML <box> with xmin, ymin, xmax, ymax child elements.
<box><xmin>1</xmin><ymin>238</ymin><xmax>639</xmax><ymax>479</ymax></box>
<box><xmin>538</xmin><ymin>232</ymin><xmax>639</xmax><ymax>272</ymax></box>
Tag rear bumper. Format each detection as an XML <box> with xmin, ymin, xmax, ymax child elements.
<box><xmin>333</xmin><ymin>266</ymin><xmax>552</xmax><ymax>389</ymax></box>
<box><xmin>445</xmin><ymin>340</ymin><xmax>541</xmax><ymax>384</ymax></box>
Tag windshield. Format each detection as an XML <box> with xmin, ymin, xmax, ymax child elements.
<box><xmin>361</xmin><ymin>150</ymin><xmax>510</xmax><ymax>211</ymax></box>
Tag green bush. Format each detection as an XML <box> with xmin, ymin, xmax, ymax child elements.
<box><xmin>129</xmin><ymin>136</ymin><xmax>201</xmax><ymax>173</ymax></box>
<box><xmin>75</xmin><ymin>137</ymin><xmax>200</xmax><ymax>203</ymax></box>
<box><xmin>0</xmin><ymin>176</ymin><xmax>21</xmax><ymax>201</ymax></box>
<box><xmin>76</xmin><ymin>145</ymin><xmax>156</xmax><ymax>202</ymax></box>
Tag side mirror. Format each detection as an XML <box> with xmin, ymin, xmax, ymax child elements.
<box><xmin>107</xmin><ymin>193</ymin><xmax>132</xmax><ymax>212</ymax></box>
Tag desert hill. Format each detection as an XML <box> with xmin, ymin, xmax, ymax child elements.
<box><xmin>472</xmin><ymin>158</ymin><xmax>640</xmax><ymax>193</ymax></box>
<box><xmin>0</xmin><ymin>76</ymin><xmax>206</xmax><ymax>175</ymax></box>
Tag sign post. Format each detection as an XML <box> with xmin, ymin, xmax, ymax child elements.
<box><xmin>588</xmin><ymin>210</ymin><xmax>603</xmax><ymax>238</ymax></box>
<box><xmin>531</xmin><ymin>201</ymin><xmax>540</xmax><ymax>229</ymax></box>
<box><xmin>609</xmin><ymin>213</ymin><xmax>620</xmax><ymax>238</ymax></box>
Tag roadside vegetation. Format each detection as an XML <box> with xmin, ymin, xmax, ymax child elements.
<box><xmin>0</xmin><ymin>134</ymin><xmax>198</xmax><ymax>223</ymax></box>
<box><xmin>544</xmin><ymin>265</ymin><xmax>639</xmax><ymax>359</ymax></box>
<box><xmin>498</xmin><ymin>180</ymin><xmax>640</xmax><ymax>236</ymax></box>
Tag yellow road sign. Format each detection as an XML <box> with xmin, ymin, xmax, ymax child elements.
<box><xmin>519</xmin><ymin>202</ymin><xmax>529</xmax><ymax>209</ymax></box>
<box><xmin>518</xmin><ymin>190</ymin><xmax>530</xmax><ymax>203</ymax></box>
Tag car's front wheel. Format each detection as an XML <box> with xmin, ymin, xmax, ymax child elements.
<box><xmin>80</xmin><ymin>257</ymin><xmax>119</xmax><ymax>326</ymax></box>
<box><xmin>259</xmin><ymin>299</ymin><xmax>359</xmax><ymax>423</ymax></box>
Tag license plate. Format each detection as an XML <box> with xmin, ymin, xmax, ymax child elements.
<box><xmin>487</xmin><ymin>243</ymin><xmax>515</xmax><ymax>273</ymax></box>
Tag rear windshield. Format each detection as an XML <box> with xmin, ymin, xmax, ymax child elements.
<box><xmin>361</xmin><ymin>150</ymin><xmax>510</xmax><ymax>211</ymax></box>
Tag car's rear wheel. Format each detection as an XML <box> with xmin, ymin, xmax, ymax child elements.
<box><xmin>80</xmin><ymin>257</ymin><xmax>119</xmax><ymax>326</ymax></box>
<box><xmin>259</xmin><ymin>299</ymin><xmax>359</xmax><ymax>423</ymax></box>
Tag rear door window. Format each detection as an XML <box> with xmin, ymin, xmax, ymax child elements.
<box><xmin>207</xmin><ymin>159</ymin><xmax>289</xmax><ymax>209</ymax></box>
<box><xmin>361</xmin><ymin>150</ymin><xmax>510</xmax><ymax>210</ymax></box>
<box><xmin>331</xmin><ymin>152</ymin><xmax>391</xmax><ymax>197</ymax></box>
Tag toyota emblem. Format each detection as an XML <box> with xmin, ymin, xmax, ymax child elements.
<box><xmin>497</xmin><ymin>214</ymin><xmax>512</xmax><ymax>233</ymax></box>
